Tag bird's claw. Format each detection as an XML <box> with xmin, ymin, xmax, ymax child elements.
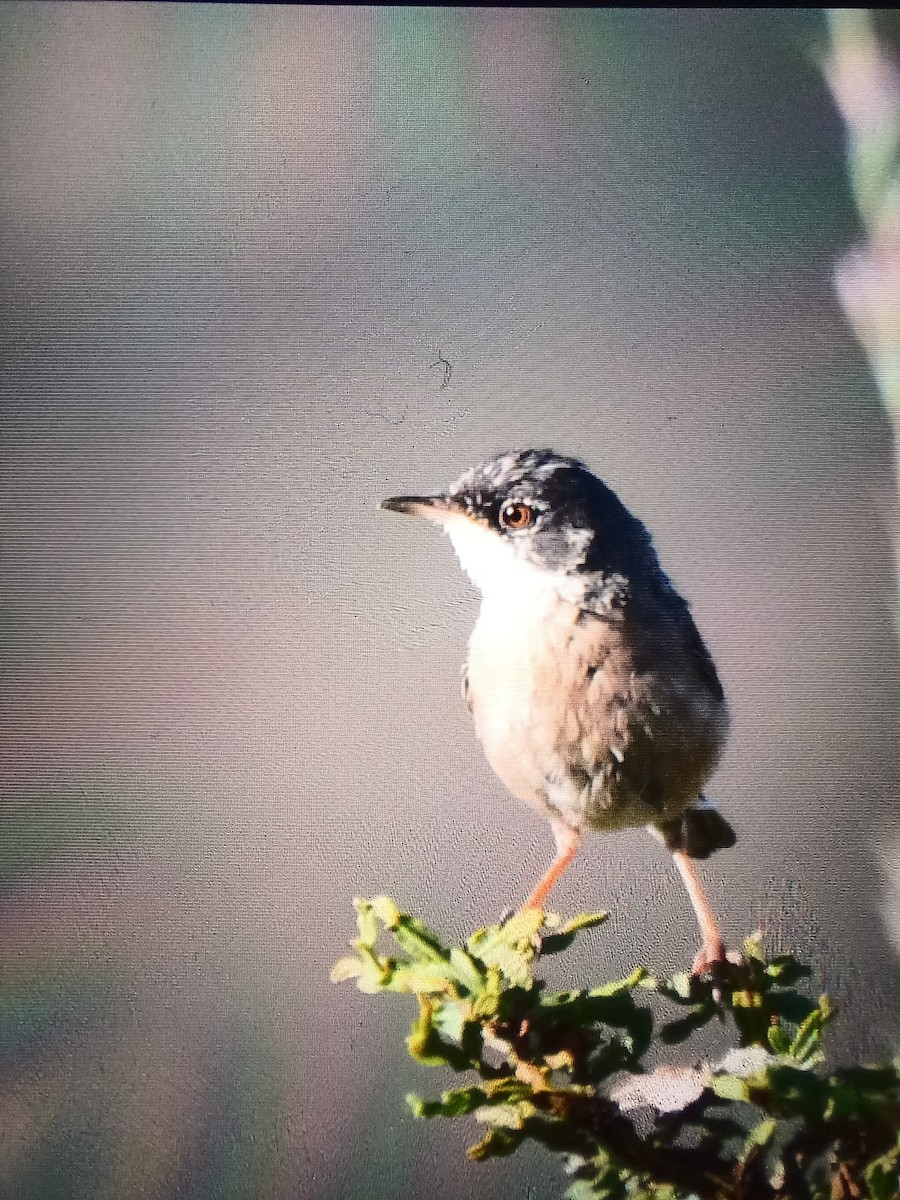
<box><xmin>498</xmin><ymin>906</ymin><xmax>545</xmax><ymax>955</ymax></box>
<box><xmin>691</xmin><ymin>943</ymin><xmax>744</xmax><ymax>1003</ymax></box>
<box><xmin>690</xmin><ymin>942</ymin><xmax>742</xmax><ymax>978</ymax></box>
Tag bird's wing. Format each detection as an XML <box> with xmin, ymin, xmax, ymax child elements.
<box><xmin>682</xmin><ymin>619</ymin><xmax>725</xmax><ymax>703</ymax></box>
<box><xmin>648</xmin><ymin>576</ymin><xmax>725</xmax><ymax>704</ymax></box>
<box><xmin>567</xmin><ymin>590</ymin><xmax>727</xmax><ymax>822</ymax></box>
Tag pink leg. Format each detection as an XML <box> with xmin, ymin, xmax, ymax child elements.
<box><xmin>672</xmin><ymin>849</ymin><xmax>726</xmax><ymax>974</ymax></box>
<box><xmin>523</xmin><ymin>822</ymin><xmax>582</xmax><ymax>911</ymax></box>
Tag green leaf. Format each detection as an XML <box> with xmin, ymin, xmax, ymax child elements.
<box><xmin>864</xmin><ymin>1133</ymin><xmax>900</xmax><ymax>1200</ymax></box>
<box><xmin>474</xmin><ymin>1099</ymin><xmax>537</xmax><ymax>1128</ymax></box>
<box><xmin>384</xmin><ymin>961</ymin><xmax>457</xmax><ymax>995</ymax></box>
<box><xmin>392</xmin><ymin>917</ymin><xmax>452</xmax><ymax>965</ymax></box>
<box><xmin>448</xmin><ymin>947</ymin><xmax>486</xmax><ymax>992</ymax></box>
<box><xmin>559</xmin><ymin>911</ymin><xmax>608</xmax><ymax>935</ymax></box>
<box><xmin>467</xmin><ymin>1125</ymin><xmax>526</xmax><ymax>1161</ymax></box>
<box><xmin>353</xmin><ymin>898</ymin><xmax>380</xmax><ymax>947</ymax></box>
<box><xmin>470</xmin><ymin>966</ymin><xmax>504</xmax><ymax>1019</ymax></box>
<box><xmin>406</xmin><ymin>1092</ymin><xmax>430</xmax><ymax>1118</ymax></box>
<box><xmin>329</xmin><ymin>955</ymin><xmax>364</xmax><ymax>983</ymax></box>
<box><xmin>347</xmin><ymin>945</ymin><xmax>391</xmax><ymax>992</ymax></box>
<box><xmin>334</xmin><ymin>897</ymin><xmax>900</xmax><ymax>1200</ymax></box>
<box><xmin>355</xmin><ymin>970</ymin><xmax>391</xmax><ymax>994</ymax></box>
<box><xmin>540</xmin><ymin>912</ymin><xmax>608</xmax><ymax>955</ymax></box>
<box><xmin>710</xmin><ymin>1073</ymin><xmax>749</xmax><ymax>1102</ymax></box>
<box><xmin>742</xmin><ymin>1117</ymin><xmax>777</xmax><ymax>1157</ymax></box>
<box><xmin>588</xmin><ymin>967</ymin><xmax>646</xmax><ymax>998</ymax></box>
<box><xmin>468</xmin><ymin>908</ymin><xmax>543</xmax><ymax>952</ymax></box>
<box><xmin>742</xmin><ymin>935</ymin><xmax>766</xmax><ymax>963</ymax></box>
<box><xmin>481</xmin><ymin>1077</ymin><xmax>536</xmax><ymax>1102</ymax></box>
<box><xmin>789</xmin><ymin>996</ymin><xmax>833</xmax><ymax>1063</ymax></box>
<box><xmin>407</xmin><ymin>997</ymin><xmax>473</xmax><ymax>1069</ymax></box>
<box><xmin>467</xmin><ymin>917</ymin><xmax>539</xmax><ymax>988</ymax></box>
<box><xmin>540</xmin><ymin>988</ymin><xmax>582</xmax><ymax>1010</ymax></box>
<box><xmin>406</xmin><ymin>1086</ymin><xmax>488</xmax><ymax>1119</ymax></box>
<box><xmin>431</xmin><ymin>999</ymin><xmax>466</xmax><ymax>1041</ymax></box>
<box><xmin>765</xmin><ymin>955</ymin><xmax>810</xmax><ymax>985</ymax></box>
<box><xmin>669</xmin><ymin>971</ymin><xmax>693</xmax><ymax>999</ymax></box>
<box><xmin>766</xmin><ymin>1022</ymin><xmax>792</xmax><ymax>1055</ymax></box>
<box><xmin>369</xmin><ymin>894</ymin><xmax>403</xmax><ymax>928</ymax></box>
<box><xmin>729</xmin><ymin>988</ymin><xmax>764</xmax><ymax>1010</ymax></box>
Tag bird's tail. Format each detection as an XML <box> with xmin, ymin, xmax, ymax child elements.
<box><xmin>653</xmin><ymin>797</ymin><xmax>736</xmax><ymax>860</ymax></box>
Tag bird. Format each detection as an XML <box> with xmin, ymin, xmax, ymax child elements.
<box><xmin>381</xmin><ymin>449</ymin><xmax>735</xmax><ymax>974</ymax></box>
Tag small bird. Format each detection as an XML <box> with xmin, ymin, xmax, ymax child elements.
<box><xmin>382</xmin><ymin>449</ymin><xmax>735</xmax><ymax>973</ymax></box>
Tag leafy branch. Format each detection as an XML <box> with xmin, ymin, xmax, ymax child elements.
<box><xmin>332</xmin><ymin>898</ymin><xmax>900</xmax><ymax>1200</ymax></box>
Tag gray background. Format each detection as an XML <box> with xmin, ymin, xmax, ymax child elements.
<box><xmin>2</xmin><ymin>6</ymin><xmax>899</xmax><ymax>1199</ymax></box>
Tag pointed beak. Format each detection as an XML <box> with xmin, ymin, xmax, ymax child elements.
<box><xmin>380</xmin><ymin>494</ymin><xmax>460</xmax><ymax>523</ymax></box>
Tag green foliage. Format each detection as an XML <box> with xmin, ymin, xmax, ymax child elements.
<box><xmin>333</xmin><ymin>898</ymin><xmax>900</xmax><ymax>1200</ymax></box>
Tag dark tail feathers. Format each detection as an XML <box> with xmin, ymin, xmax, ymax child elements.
<box><xmin>655</xmin><ymin>798</ymin><xmax>736</xmax><ymax>860</ymax></box>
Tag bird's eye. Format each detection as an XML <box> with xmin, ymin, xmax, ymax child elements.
<box><xmin>498</xmin><ymin>500</ymin><xmax>535</xmax><ymax>530</ymax></box>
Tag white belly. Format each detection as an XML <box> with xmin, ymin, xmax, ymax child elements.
<box><xmin>465</xmin><ymin>588</ymin><xmax>582</xmax><ymax>816</ymax></box>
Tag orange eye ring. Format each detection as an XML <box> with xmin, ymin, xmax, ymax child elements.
<box><xmin>499</xmin><ymin>500</ymin><xmax>535</xmax><ymax>530</ymax></box>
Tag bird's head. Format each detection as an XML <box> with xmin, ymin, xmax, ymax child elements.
<box><xmin>382</xmin><ymin>449</ymin><xmax>656</xmax><ymax>599</ymax></box>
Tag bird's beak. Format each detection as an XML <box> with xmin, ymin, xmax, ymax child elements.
<box><xmin>381</xmin><ymin>494</ymin><xmax>460</xmax><ymax>524</ymax></box>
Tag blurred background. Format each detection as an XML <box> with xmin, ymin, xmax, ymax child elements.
<box><xmin>2</xmin><ymin>6</ymin><xmax>899</xmax><ymax>1199</ymax></box>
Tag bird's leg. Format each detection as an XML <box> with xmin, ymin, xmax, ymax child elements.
<box><xmin>671</xmin><ymin>849</ymin><xmax>726</xmax><ymax>975</ymax></box>
<box><xmin>523</xmin><ymin>822</ymin><xmax>582</xmax><ymax>911</ymax></box>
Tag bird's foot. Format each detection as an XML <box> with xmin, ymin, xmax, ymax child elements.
<box><xmin>501</xmin><ymin>903</ymin><xmax>553</xmax><ymax>927</ymax></box>
<box><xmin>690</xmin><ymin>940</ymin><xmax>742</xmax><ymax>978</ymax></box>
<box><xmin>498</xmin><ymin>905</ymin><xmax>547</xmax><ymax>956</ymax></box>
<box><xmin>691</xmin><ymin>941</ymin><xmax>744</xmax><ymax>1005</ymax></box>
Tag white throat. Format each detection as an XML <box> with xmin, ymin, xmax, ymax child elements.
<box><xmin>442</xmin><ymin>514</ymin><xmax>581</xmax><ymax>607</ymax></box>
